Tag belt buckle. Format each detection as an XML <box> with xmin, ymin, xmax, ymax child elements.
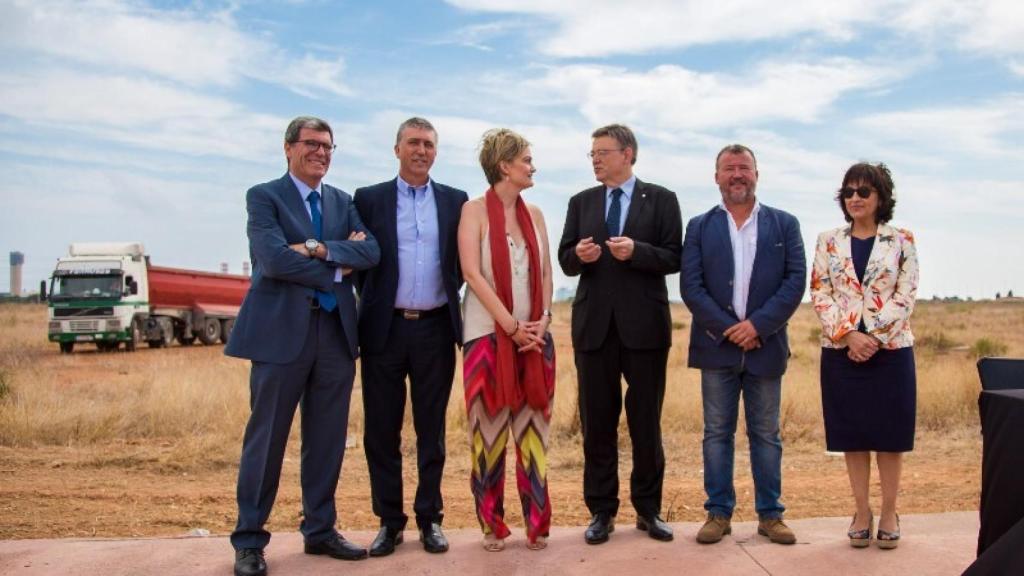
<box><xmin>402</xmin><ymin>309</ymin><xmax>421</xmax><ymax>320</ymax></box>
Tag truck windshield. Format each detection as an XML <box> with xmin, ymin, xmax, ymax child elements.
<box><xmin>50</xmin><ymin>275</ymin><xmax>123</xmax><ymax>300</ymax></box>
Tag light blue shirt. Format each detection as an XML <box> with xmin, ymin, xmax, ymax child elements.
<box><xmin>289</xmin><ymin>173</ymin><xmax>343</xmax><ymax>283</ymax></box>
<box><xmin>604</xmin><ymin>175</ymin><xmax>636</xmax><ymax>236</ymax></box>
<box><xmin>394</xmin><ymin>176</ymin><xmax>447</xmax><ymax>310</ymax></box>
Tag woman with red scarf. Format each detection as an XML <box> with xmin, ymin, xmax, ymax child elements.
<box><xmin>458</xmin><ymin>128</ymin><xmax>555</xmax><ymax>551</ymax></box>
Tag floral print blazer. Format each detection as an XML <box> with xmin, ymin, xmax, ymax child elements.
<box><xmin>810</xmin><ymin>223</ymin><xmax>918</xmax><ymax>349</ymax></box>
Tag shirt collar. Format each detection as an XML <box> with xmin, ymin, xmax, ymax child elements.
<box><xmin>606</xmin><ymin>175</ymin><xmax>637</xmax><ymax>200</ymax></box>
<box><xmin>289</xmin><ymin>172</ymin><xmax>321</xmax><ymax>201</ymax></box>
<box><xmin>718</xmin><ymin>199</ymin><xmax>761</xmax><ymax>223</ymax></box>
<box><xmin>397</xmin><ymin>175</ymin><xmax>432</xmax><ymax>197</ymax></box>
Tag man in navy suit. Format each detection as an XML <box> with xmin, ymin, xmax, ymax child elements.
<box><xmin>353</xmin><ymin>117</ymin><xmax>468</xmax><ymax>557</ymax></box>
<box><xmin>681</xmin><ymin>144</ymin><xmax>806</xmax><ymax>546</ymax></box>
<box><xmin>226</xmin><ymin>116</ymin><xmax>380</xmax><ymax>576</ymax></box>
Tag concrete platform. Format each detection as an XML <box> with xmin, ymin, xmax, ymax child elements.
<box><xmin>0</xmin><ymin>512</ymin><xmax>978</xmax><ymax>576</ymax></box>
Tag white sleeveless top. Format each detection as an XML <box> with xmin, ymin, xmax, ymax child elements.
<box><xmin>462</xmin><ymin>226</ymin><xmax>538</xmax><ymax>344</ymax></box>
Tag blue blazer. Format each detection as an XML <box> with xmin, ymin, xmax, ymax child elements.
<box><xmin>680</xmin><ymin>204</ymin><xmax>806</xmax><ymax>378</ymax></box>
<box><xmin>225</xmin><ymin>174</ymin><xmax>380</xmax><ymax>363</ymax></box>
<box><xmin>353</xmin><ymin>179</ymin><xmax>468</xmax><ymax>355</ymax></box>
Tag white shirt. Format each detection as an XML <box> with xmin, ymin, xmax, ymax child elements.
<box><xmin>720</xmin><ymin>201</ymin><xmax>760</xmax><ymax>320</ymax></box>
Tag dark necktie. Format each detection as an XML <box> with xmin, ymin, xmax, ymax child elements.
<box><xmin>306</xmin><ymin>190</ymin><xmax>337</xmax><ymax>312</ymax></box>
<box><xmin>606</xmin><ymin>187</ymin><xmax>623</xmax><ymax>237</ymax></box>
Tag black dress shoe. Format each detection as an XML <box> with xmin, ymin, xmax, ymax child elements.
<box><xmin>369</xmin><ymin>526</ymin><xmax>403</xmax><ymax>557</ymax></box>
<box><xmin>636</xmin><ymin>515</ymin><xmax>674</xmax><ymax>541</ymax></box>
<box><xmin>234</xmin><ymin>548</ymin><xmax>267</xmax><ymax>576</ymax></box>
<box><xmin>584</xmin><ymin>513</ymin><xmax>615</xmax><ymax>545</ymax></box>
<box><xmin>419</xmin><ymin>523</ymin><xmax>449</xmax><ymax>553</ymax></box>
<box><xmin>304</xmin><ymin>533</ymin><xmax>368</xmax><ymax>561</ymax></box>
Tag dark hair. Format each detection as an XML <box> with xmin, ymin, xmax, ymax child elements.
<box><xmin>837</xmin><ymin>162</ymin><xmax>896</xmax><ymax>224</ymax></box>
<box><xmin>479</xmin><ymin>128</ymin><xmax>530</xmax><ymax>186</ymax></box>
<box><xmin>592</xmin><ymin>124</ymin><xmax>638</xmax><ymax>165</ymax></box>
<box><xmin>715</xmin><ymin>143</ymin><xmax>757</xmax><ymax>169</ymax></box>
<box><xmin>396</xmin><ymin>117</ymin><xmax>436</xmax><ymax>145</ymax></box>
<box><xmin>284</xmin><ymin>116</ymin><xmax>333</xmax><ymax>144</ymax></box>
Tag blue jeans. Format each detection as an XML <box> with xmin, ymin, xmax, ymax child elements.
<box><xmin>701</xmin><ymin>367</ymin><xmax>784</xmax><ymax>519</ymax></box>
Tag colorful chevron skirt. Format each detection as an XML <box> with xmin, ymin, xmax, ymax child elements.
<box><xmin>463</xmin><ymin>332</ymin><xmax>555</xmax><ymax>544</ymax></box>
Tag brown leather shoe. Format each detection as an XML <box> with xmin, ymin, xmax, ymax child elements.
<box><xmin>696</xmin><ymin>514</ymin><xmax>732</xmax><ymax>544</ymax></box>
<box><xmin>758</xmin><ymin>518</ymin><xmax>796</xmax><ymax>545</ymax></box>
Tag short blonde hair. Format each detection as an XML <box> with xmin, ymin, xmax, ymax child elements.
<box><xmin>479</xmin><ymin>128</ymin><xmax>530</xmax><ymax>186</ymax></box>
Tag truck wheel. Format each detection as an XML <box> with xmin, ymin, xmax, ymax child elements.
<box><xmin>220</xmin><ymin>319</ymin><xmax>235</xmax><ymax>344</ymax></box>
<box><xmin>59</xmin><ymin>342</ymin><xmax>75</xmax><ymax>354</ymax></box>
<box><xmin>198</xmin><ymin>317</ymin><xmax>221</xmax><ymax>345</ymax></box>
<box><xmin>125</xmin><ymin>318</ymin><xmax>142</xmax><ymax>352</ymax></box>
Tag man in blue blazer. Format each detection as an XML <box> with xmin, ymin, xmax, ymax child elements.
<box><xmin>680</xmin><ymin>144</ymin><xmax>806</xmax><ymax>547</ymax></box>
<box><xmin>353</xmin><ymin>117</ymin><xmax>468</xmax><ymax>557</ymax></box>
<box><xmin>226</xmin><ymin>116</ymin><xmax>380</xmax><ymax>576</ymax></box>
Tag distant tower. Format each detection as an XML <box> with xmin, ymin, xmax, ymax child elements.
<box><xmin>220</xmin><ymin>262</ymin><xmax>229</xmax><ymax>274</ymax></box>
<box><xmin>9</xmin><ymin>252</ymin><xmax>24</xmax><ymax>295</ymax></box>
<box><xmin>242</xmin><ymin>261</ymin><xmax>250</xmax><ymax>277</ymax></box>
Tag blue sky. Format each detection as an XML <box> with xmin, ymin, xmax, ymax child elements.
<box><xmin>1</xmin><ymin>0</ymin><xmax>1022</xmax><ymax>299</ymax></box>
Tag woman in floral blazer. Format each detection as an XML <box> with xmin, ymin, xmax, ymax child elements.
<box><xmin>810</xmin><ymin>162</ymin><xmax>918</xmax><ymax>550</ymax></box>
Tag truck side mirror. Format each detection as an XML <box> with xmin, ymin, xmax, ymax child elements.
<box><xmin>125</xmin><ymin>276</ymin><xmax>139</xmax><ymax>295</ymax></box>
<box><xmin>39</xmin><ymin>280</ymin><xmax>47</xmax><ymax>302</ymax></box>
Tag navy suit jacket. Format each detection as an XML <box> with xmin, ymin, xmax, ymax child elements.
<box><xmin>225</xmin><ymin>174</ymin><xmax>380</xmax><ymax>363</ymax></box>
<box><xmin>680</xmin><ymin>203</ymin><xmax>806</xmax><ymax>378</ymax></box>
<box><xmin>353</xmin><ymin>179</ymin><xmax>469</xmax><ymax>355</ymax></box>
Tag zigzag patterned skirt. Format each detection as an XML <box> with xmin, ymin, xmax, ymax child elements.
<box><xmin>463</xmin><ymin>332</ymin><xmax>555</xmax><ymax>543</ymax></box>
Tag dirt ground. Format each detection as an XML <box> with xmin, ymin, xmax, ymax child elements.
<box><xmin>0</xmin><ymin>432</ymin><xmax>981</xmax><ymax>540</ymax></box>
<box><xmin>0</xmin><ymin>307</ymin><xmax>984</xmax><ymax>540</ymax></box>
<box><xmin>0</xmin><ymin>410</ymin><xmax>981</xmax><ymax>539</ymax></box>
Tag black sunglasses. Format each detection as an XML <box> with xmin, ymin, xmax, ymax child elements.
<box><xmin>840</xmin><ymin>186</ymin><xmax>874</xmax><ymax>199</ymax></box>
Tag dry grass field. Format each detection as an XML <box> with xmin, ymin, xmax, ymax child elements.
<box><xmin>1</xmin><ymin>299</ymin><xmax>1020</xmax><ymax>539</ymax></box>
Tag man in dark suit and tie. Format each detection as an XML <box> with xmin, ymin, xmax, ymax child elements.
<box><xmin>353</xmin><ymin>117</ymin><xmax>468</xmax><ymax>557</ymax></box>
<box><xmin>558</xmin><ymin>124</ymin><xmax>682</xmax><ymax>545</ymax></box>
<box><xmin>680</xmin><ymin>144</ymin><xmax>806</xmax><ymax>546</ymax></box>
<box><xmin>226</xmin><ymin>116</ymin><xmax>380</xmax><ymax>576</ymax></box>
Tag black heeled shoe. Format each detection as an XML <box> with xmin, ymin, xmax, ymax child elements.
<box><xmin>877</xmin><ymin>514</ymin><xmax>900</xmax><ymax>550</ymax></box>
<box><xmin>848</xmin><ymin>512</ymin><xmax>873</xmax><ymax>548</ymax></box>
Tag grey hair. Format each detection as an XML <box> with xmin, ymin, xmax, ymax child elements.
<box><xmin>285</xmin><ymin>116</ymin><xmax>333</xmax><ymax>144</ymax></box>
<box><xmin>715</xmin><ymin>143</ymin><xmax>757</xmax><ymax>169</ymax></box>
<box><xmin>395</xmin><ymin>117</ymin><xmax>437</xmax><ymax>145</ymax></box>
<box><xmin>592</xmin><ymin>123</ymin><xmax>638</xmax><ymax>165</ymax></box>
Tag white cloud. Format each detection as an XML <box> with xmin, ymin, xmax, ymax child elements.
<box><xmin>0</xmin><ymin>0</ymin><xmax>351</xmax><ymax>97</ymax></box>
<box><xmin>445</xmin><ymin>0</ymin><xmax>888</xmax><ymax>57</ymax></box>
<box><xmin>500</xmin><ymin>58</ymin><xmax>902</xmax><ymax>133</ymax></box>
<box><xmin>447</xmin><ymin>0</ymin><xmax>1024</xmax><ymax>67</ymax></box>
<box><xmin>855</xmin><ymin>95</ymin><xmax>1024</xmax><ymax>159</ymax></box>
<box><xmin>0</xmin><ymin>69</ymin><xmax>284</xmax><ymax>162</ymax></box>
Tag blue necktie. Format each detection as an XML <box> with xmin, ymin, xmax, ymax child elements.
<box><xmin>307</xmin><ymin>190</ymin><xmax>337</xmax><ymax>312</ymax></box>
<box><xmin>606</xmin><ymin>188</ymin><xmax>623</xmax><ymax>237</ymax></box>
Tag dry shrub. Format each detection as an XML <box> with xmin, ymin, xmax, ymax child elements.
<box><xmin>970</xmin><ymin>337</ymin><xmax>1008</xmax><ymax>359</ymax></box>
<box><xmin>2</xmin><ymin>299</ymin><xmax>1020</xmax><ymax>471</ymax></box>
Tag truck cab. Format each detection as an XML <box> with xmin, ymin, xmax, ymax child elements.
<box><xmin>48</xmin><ymin>242</ymin><xmax>149</xmax><ymax>353</ymax></box>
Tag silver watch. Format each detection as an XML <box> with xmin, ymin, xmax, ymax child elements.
<box><xmin>304</xmin><ymin>239</ymin><xmax>320</xmax><ymax>257</ymax></box>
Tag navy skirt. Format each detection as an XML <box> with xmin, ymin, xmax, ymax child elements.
<box><xmin>820</xmin><ymin>346</ymin><xmax>917</xmax><ymax>452</ymax></box>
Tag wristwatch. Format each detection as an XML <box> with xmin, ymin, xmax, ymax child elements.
<box><xmin>304</xmin><ymin>239</ymin><xmax>320</xmax><ymax>257</ymax></box>
<box><xmin>542</xmin><ymin>309</ymin><xmax>552</xmax><ymax>318</ymax></box>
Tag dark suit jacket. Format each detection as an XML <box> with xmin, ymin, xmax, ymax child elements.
<box><xmin>680</xmin><ymin>203</ymin><xmax>806</xmax><ymax>378</ymax></box>
<box><xmin>558</xmin><ymin>179</ymin><xmax>682</xmax><ymax>352</ymax></box>
<box><xmin>353</xmin><ymin>179</ymin><xmax>469</xmax><ymax>355</ymax></box>
<box><xmin>225</xmin><ymin>174</ymin><xmax>380</xmax><ymax>363</ymax></box>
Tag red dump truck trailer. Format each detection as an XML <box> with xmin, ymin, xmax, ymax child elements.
<box><xmin>47</xmin><ymin>242</ymin><xmax>250</xmax><ymax>353</ymax></box>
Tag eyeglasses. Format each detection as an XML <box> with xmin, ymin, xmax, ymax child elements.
<box><xmin>296</xmin><ymin>139</ymin><xmax>337</xmax><ymax>154</ymax></box>
<box><xmin>588</xmin><ymin>148</ymin><xmax>624</xmax><ymax>159</ymax></box>
<box><xmin>840</xmin><ymin>186</ymin><xmax>875</xmax><ymax>199</ymax></box>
